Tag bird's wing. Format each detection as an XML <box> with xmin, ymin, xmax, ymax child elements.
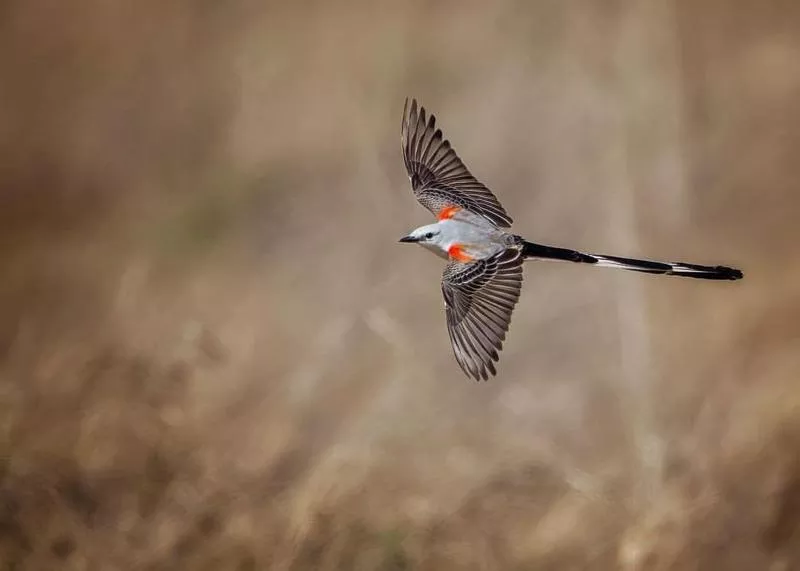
<box><xmin>401</xmin><ymin>98</ymin><xmax>513</xmax><ymax>228</ymax></box>
<box><xmin>441</xmin><ymin>249</ymin><xmax>524</xmax><ymax>380</ymax></box>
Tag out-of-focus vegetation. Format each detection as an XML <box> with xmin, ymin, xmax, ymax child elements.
<box><xmin>1</xmin><ymin>1</ymin><xmax>799</xmax><ymax>569</ymax></box>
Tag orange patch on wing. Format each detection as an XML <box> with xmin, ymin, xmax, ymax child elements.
<box><xmin>437</xmin><ymin>205</ymin><xmax>461</xmax><ymax>220</ymax></box>
<box><xmin>448</xmin><ymin>244</ymin><xmax>474</xmax><ymax>263</ymax></box>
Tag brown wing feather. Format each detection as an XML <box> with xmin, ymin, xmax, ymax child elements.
<box><xmin>441</xmin><ymin>249</ymin><xmax>523</xmax><ymax>380</ymax></box>
<box><xmin>402</xmin><ymin>98</ymin><xmax>513</xmax><ymax>228</ymax></box>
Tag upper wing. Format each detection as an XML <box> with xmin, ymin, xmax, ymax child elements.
<box><xmin>401</xmin><ymin>98</ymin><xmax>513</xmax><ymax>228</ymax></box>
<box><xmin>441</xmin><ymin>249</ymin><xmax>524</xmax><ymax>381</ymax></box>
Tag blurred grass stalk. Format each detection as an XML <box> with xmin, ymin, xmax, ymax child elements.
<box><xmin>609</xmin><ymin>0</ymin><xmax>688</xmax><ymax>506</ymax></box>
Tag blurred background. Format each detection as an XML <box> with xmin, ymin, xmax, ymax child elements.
<box><xmin>1</xmin><ymin>0</ymin><xmax>799</xmax><ymax>569</ymax></box>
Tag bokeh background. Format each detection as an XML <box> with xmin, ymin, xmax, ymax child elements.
<box><xmin>2</xmin><ymin>1</ymin><xmax>799</xmax><ymax>569</ymax></box>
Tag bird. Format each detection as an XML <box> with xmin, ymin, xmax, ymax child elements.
<box><xmin>398</xmin><ymin>98</ymin><xmax>743</xmax><ymax>381</ymax></box>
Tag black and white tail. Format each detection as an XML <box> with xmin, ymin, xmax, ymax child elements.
<box><xmin>520</xmin><ymin>240</ymin><xmax>743</xmax><ymax>281</ymax></box>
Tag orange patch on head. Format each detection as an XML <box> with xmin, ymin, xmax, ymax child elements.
<box><xmin>448</xmin><ymin>244</ymin><xmax>473</xmax><ymax>263</ymax></box>
<box><xmin>438</xmin><ymin>205</ymin><xmax>461</xmax><ymax>220</ymax></box>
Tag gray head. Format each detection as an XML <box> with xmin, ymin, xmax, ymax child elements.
<box><xmin>398</xmin><ymin>223</ymin><xmax>449</xmax><ymax>258</ymax></box>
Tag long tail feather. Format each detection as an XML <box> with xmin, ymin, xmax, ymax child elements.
<box><xmin>520</xmin><ymin>240</ymin><xmax>743</xmax><ymax>281</ymax></box>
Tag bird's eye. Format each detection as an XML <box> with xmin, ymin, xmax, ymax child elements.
<box><xmin>425</xmin><ymin>232</ymin><xmax>435</xmax><ymax>239</ymax></box>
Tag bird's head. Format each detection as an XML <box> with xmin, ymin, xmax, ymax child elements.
<box><xmin>399</xmin><ymin>224</ymin><xmax>448</xmax><ymax>258</ymax></box>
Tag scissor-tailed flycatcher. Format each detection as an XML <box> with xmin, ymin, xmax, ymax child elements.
<box><xmin>398</xmin><ymin>98</ymin><xmax>743</xmax><ymax>381</ymax></box>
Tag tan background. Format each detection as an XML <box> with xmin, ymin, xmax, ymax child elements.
<box><xmin>1</xmin><ymin>1</ymin><xmax>799</xmax><ymax>569</ymax></box>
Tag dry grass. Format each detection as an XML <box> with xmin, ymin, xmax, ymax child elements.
<box><xmin>1</xmin><ymin>0</ymin><xmax>800</xmax><ymax>569</ymax></box>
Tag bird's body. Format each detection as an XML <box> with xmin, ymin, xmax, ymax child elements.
<box><xmin>398</xmin><ymin>98</ymin><xmax>743</xmax><ymax>381</ymax></box>
<box><xmin>403</xmin><ymin>211</ymin><xmax>511</xmax><ymax>262</ymax></box>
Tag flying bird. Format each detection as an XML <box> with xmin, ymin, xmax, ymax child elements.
<box><xmin>398</xmin><ymin>98</ymin><xmax>743</xmax><ymax>381</ymax></box>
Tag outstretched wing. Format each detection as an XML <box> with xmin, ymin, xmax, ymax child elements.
<box><xmin>401</xmin><ymin>98</ymin><xmax>513</xmax><ymax>228</ymax></box>
<box><xmin>441</xmin><ymin>249</ymin><xmax>524</xmax><ymax>381</ymax></box>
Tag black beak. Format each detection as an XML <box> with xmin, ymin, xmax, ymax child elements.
<box><xmin>398</xmin><ymin>235</ymin><xmax>418</xmax><ymax>243</ymax></box>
